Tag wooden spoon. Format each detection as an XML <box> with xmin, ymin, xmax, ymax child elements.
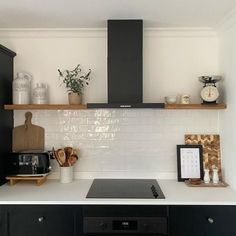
<box><xmin>64</xmin><ymin>147</ymin><xmax>73</xmax><ymax>159</ymax></box>
<box><xmin>57</xmin><ymin>149</ymin><xmax>66</xmax><ymax>166</ymax></box>
<box><xmin>68</xmin><ymin>154</ymin><xmax>78</xmax><ymax>166</ymax></box>
<box><xmin>52</xmin><ymin>147</ymin><xmax>63</xmax><ymax>166</ymax></box>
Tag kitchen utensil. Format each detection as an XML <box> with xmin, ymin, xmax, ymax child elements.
<box><xmin>12</xmin><ymin>112</ymin><xmax>44</xmax><ymax>152</ymax></box>
<box><xmin>57</xmin><ymin>149</ymin><xmax>66</xmax><ymax>166</ymax></box>
<box><xmin>60</xmin><ymin>166</ymin><xmax>73</xmax><ymax>183</ymax></box>
<box><xmin>64</xmin><ymin>146</ymin><xmax>73</xmax><ymax>158</ymax></box>
<box><xmin>52</xmin><ymin>147</ymin><xmax>63</xmax><ymax>166</ymax></box>
<box><xmin>68</xmin><ymin>154</ymin><xmax>78</xmax><ymax>166</ymax></box>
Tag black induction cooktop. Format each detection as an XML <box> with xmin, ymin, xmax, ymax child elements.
<box><xmin>86</xmin><ymin>179</ymin><xmax>165</xmax><ymax>199</ymax></box>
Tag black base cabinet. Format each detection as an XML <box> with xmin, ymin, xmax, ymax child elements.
<box><xmin>3</xmin><ymin>205</ymin><xmax>82</xmax><ymax>236</ymax></box>
<box><xmin>1</xmin><ymin>205</ymin><xmax>236</xmax><ymax>236</ymax></box>
<box><xmin>169</xmin><ymin>205</ymin><xmax>236</xmax><ymax>236</ymax></box>
<box><xmin>0</xmin><ymin>206</ymin><xmax>6</xmax><ymax>236</ymax></box>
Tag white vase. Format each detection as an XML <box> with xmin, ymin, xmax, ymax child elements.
<box><xmin>60</xmin><ymin>166</ymin><xmax>73</xmax><ymax>183</ymax></box>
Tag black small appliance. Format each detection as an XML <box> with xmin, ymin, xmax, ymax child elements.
<box><xmin>6</xmin><ymin>151</ymin><xmax>50</xmax><ymax>176</ymax></box>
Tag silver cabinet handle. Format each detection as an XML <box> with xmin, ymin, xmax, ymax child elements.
<box><xmin>208</xmin><ymin>217</ymin><xmax>214</xmax><ymax>224</ymax></box>
<box><xmin>38</xmin><ymin>217</ymin><xmax>45</xmax><ymax>223</ymax></box>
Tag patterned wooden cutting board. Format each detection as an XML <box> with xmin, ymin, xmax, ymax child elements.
<box><xmin>185</xmin><ymin>134</ymin><xmax>222</xmax><ymax>180</ymax></box>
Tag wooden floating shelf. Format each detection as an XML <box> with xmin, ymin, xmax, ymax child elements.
<box><xmin>4</xmin><ymin>103</ymin><xmax>226</xmax><ymax>110</ymax></box>
<box><xmin>165</xmin><ymin>103</ymin><xmax>227</xmax><ymax>109</ymax></box>
<box><xmin>4</xmin><ymin>104</ymin><xmax>87</xmax><ymax>110</ymax></box>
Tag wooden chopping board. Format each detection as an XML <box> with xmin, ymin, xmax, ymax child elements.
<box><xmin>12</xmin><ymin>112</ymin><xmax>45</xmax><ymax>152</ymax></box>
<box><xmin>185</xmin><ymin>134</ymin><xmax>222</xmax><ymax>180</ymax></box>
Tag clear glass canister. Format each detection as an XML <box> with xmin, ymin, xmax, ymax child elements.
<box><xmin>32</xmin><ymin>83</ymin><xmax>49</xmax><ymax>104</ymax></box>
<box><xmin>12</xmin><ymin>72</ymin><xmax>31</xmax><ymax>104</ymax></box>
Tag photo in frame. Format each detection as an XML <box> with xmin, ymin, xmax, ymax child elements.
<box><xmin>177</xmin><ymin>145</ymin><xmax>204</xmax><ymax>182</ymax></box>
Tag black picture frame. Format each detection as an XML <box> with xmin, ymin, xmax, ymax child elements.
<box><xmin>177</xmin><ymin>145</ymin><xmax>204</xmax><ymax>182</ymax></box>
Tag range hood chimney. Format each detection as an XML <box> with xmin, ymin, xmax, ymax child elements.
<box><xmin>88</xmin><ymin>20</ymin><xmax>164</xmax><ymax>109</ymax></box>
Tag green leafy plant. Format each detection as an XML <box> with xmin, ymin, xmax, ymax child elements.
<box><xmin>58</xmin><ymin>64</ymin><xmax>91</xmax><ymax>95</ymax></box>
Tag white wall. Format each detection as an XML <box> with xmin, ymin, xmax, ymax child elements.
<box><xmin>0</xmin><ymin>28</ymin><xmax>221</xmax><ymax>179</ymax></box>
<box><xmin>0</xmin><ymin>29</ymin><xmax>219</xmax><ymax>104</ymax></box>
<box><xmin>219</xmin><ymin>23</ymin><xmax>236</xmax><ymax>189</ymax></box>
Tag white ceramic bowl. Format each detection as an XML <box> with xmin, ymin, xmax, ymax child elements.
<box><xmin>165</xmin><ymin>96</ymin><xmax>177</xmax><ymax>104</ymax></box>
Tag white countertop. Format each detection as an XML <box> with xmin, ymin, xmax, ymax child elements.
<box><xmin>0</xmin><ymin>179</ymin><xmax>236</xmax><ymax>205</ymax></box>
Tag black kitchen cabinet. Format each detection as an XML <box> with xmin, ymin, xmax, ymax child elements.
<box><xmin>0</xmin><ymin>45</ymin><xmax>16</xmax><ymax>185</ymax></box>
<box><xmin>0</xmin><ymin>206</ymin><xmax>6</xmax><ymax>236</ymax></box>
<box><xmin>1</xmin><ymin>204</ymin><xmax>236</xmax><ymax>236</ymax></box>
<box><xmin>169</xmin><ymin>205</ymin><xmax>236</xmax><ymax>236</ymax></box>
<box><xmin>5</xmin><ymin>205</ymin><xmax>82</xmax><ymax>236</ymax></box>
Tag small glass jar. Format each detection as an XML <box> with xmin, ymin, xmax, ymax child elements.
<box><xmin>32</xmin><ymin>83</ymin><xmax>49</xmax><ymax>104</ymax></box>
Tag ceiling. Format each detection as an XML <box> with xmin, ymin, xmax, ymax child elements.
<box><xmin>0</xmin><ymin>0</ymin><xmax>236</xmax><ymax>28</ymax></box>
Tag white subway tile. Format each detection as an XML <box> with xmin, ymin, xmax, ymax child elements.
<box><xmin>14</xmin><ymin>109</ymin><xmax>219</xmax><ymax>178</ymax></box>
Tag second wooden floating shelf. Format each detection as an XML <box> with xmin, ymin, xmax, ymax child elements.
<box><xmin>165</xmin><ymin>103</ymin><xmax>227</xmax><ymax>109</ymax></box>
<box><xmin>4</xmin><ymin>103</ymin><xmax>226</xmax><ymax>110</ymax></box>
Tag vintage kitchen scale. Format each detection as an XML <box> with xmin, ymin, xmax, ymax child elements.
<box><xmin>199</xmin><ymin>75</ymin><xmax>222</xmax><ymax>104</ymax></box>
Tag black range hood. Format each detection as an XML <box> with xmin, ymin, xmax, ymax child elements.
<box><xmin>87</xmin><ymin>20</ymin><xmax>164</xmax><ymax>109</ymax></box>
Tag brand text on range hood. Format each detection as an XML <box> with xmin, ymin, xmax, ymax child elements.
<box><xmin>88</xmin><ymin>20</ymin><xmax>164</xmax><ymax>109</ymax></box>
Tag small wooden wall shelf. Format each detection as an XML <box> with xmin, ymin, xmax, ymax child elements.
<box><xmin>165</xmin><ymin>103</ymin><xmax>226</xmax><ymax>109</ymax></box>
<box><xmin>4</xmin><ymin>104</ymin><xmax>87</xmax><ymax>110</ymax></box>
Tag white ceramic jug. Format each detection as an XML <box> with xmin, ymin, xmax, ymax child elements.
<box><xmin>13</xmin><ymin>72</ymin><xmax>32</xmax><ymax>104</ymax></box>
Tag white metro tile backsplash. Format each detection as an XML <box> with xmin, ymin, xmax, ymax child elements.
<box><xmin>14</xmin><ymin>109</ymin><xmax>219</xmax><ymax>179</ymax></box>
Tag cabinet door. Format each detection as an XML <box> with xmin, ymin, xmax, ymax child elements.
<box><xmin>170</xmin><ymin>206</ymin><xmax>236</xmax><ymax>236</ymax></box>
<box><xmin>169</xmin><ymin>206</ymin><xmax>197</xmax><ymax>236</ymax></box>
<box><xmin>0</xmin><ymin>206</ymin><xmax>6</xmax><ymax>236</ymax></box>
<box><xmin>194</xmin><ymin>206</ymin><xmax>236</xmax><ymax>236</ymax></box>
<box><xmin>6</xmin><ymin>205</ymin><xmax>78</xmax><ymax>236</ymax></box>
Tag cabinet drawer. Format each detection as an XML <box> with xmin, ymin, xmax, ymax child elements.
<box><xmin>7</xmin><ymin>205</ymin><xmax>76</xmax><ymax>236</ymax></box>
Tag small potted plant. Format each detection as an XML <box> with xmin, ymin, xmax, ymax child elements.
<box><xmin>58</xmin><ymin>64</ymin><xmax>91</xmax><ymax>104</ymax></box>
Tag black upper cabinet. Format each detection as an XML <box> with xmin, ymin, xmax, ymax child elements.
<box><xmin>0</xmin><ymin>45</ymin><xmax>16</xmax><ymax>186</ymax></box>
<box><xmin>108</xmin><ymin>20</ymin><xmax>143</xmax><ymax>104</ymax></box>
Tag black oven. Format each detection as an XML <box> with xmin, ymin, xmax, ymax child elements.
<box><xmin>83</xmin><ymin>205</ymin><xmax>168</xmax><ymax>236</ymax></box>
